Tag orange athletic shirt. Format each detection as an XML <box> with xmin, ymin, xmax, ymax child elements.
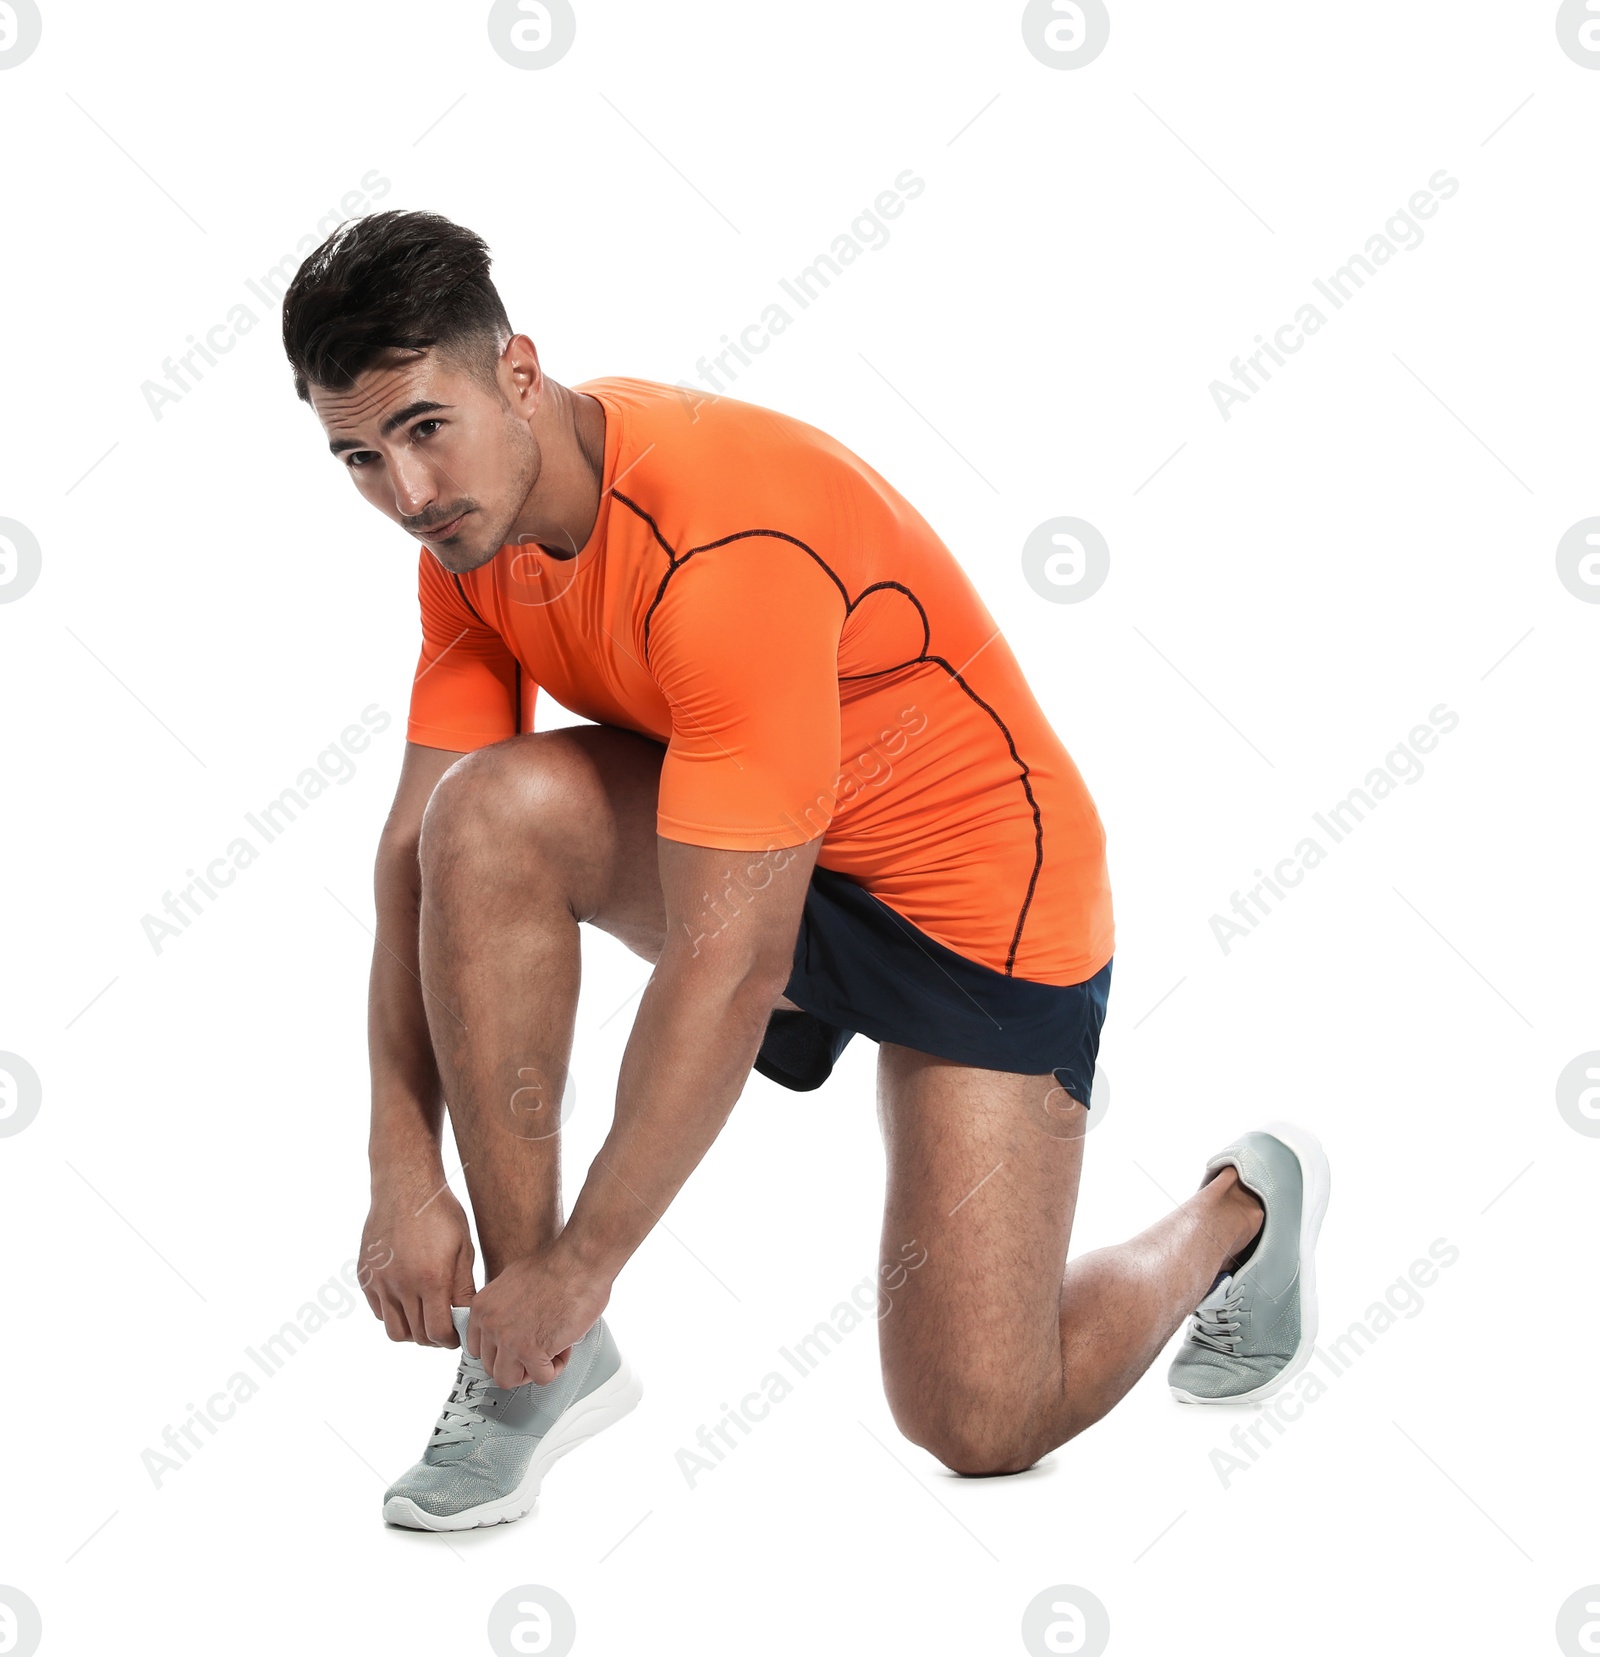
<box><xmin>406</xmin><ymin>376</ymin><xmax>1113</xmax><ymax>985</ymax></box>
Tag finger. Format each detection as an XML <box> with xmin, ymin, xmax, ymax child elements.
<box><xmin>378</xmin><ymin>1293</ymin><xmax>412</xmax><ymax>1344</ymax></box>
<box><xmin>450</xmin><ymin>1258</ymin><xmax>478</xmax><ymax>1325</ymax></box>
<box><xmin>362</xmin><ymin>1283</ymin><xmax>383</xmax><ymax>1321</ymax></box>
<box><xmin>403</xmin><ymin>1294</ymin><xmax>432</xmax><ymax>1346</ymax></box>
<box><xmin>421</xmin><ymin>1288</ymin><xmax>457</xmax><ymax>1349</ymax></box>
<box><xmin>492</xmin><ymin>1349</ymin><xmax>528</xmax><ymax>1389</ymax></box>
<box><xmin>466</xmin><ymin>1309</ymin><xmax>483</xmax><ymax>1362</ymax></box>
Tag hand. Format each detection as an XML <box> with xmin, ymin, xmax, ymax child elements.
<box><xmin>468</xmin><ymin>1239</ymin><xmax>612</xmax><ymax>1388</ymax></box>
<box><xmin>359</xmin><ymin>1177</ymin><xmax>477</xmax><ymax>1347</ymax></box>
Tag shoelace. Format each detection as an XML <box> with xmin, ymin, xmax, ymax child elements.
<box><xmin>1188</xmin><ymin>1280</ymin><xmax>1245</xmax><ymax>1354</ymax></box>
<box><xmin>429</xmin><ymin>1353</ymin><xmax>495</xmax><ymax>1448</ymax></box>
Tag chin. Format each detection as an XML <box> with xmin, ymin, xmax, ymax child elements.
<box><xmin>432</xmin><ymin>533</ymin><xmax>499</xmax><ymax>574</ymax></box>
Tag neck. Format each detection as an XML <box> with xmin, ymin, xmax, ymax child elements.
<box><xmin>512</xmin><ymin>381</ymin><xmax>606</xmax><ymax>558</ymax></box>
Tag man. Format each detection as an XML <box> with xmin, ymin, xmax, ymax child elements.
<box><xmin>281</xmin><ymin>210</ymin><xmax>1331</xmax><ymax>1532</ymax></box>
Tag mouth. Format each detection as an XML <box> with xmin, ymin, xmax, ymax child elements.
<box><xmin>418</xmin><ymin>510</ymin><xmax>470</xmax><ymax>540</ymax></box>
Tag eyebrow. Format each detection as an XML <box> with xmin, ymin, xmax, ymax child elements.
<box><xmin>327</xmin><ymin>400</ymin><xmax>450</xmax><ymax>457</ymax></box>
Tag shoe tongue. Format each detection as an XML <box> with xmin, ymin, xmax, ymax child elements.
<box><xmin>1199</xmin><ymin>1272</ymin><xmax>1235</xmax><ymax>1307</ymax></box>
<box><xmin>422</xmin><ymin>1310</ymin><xmax>489</xmax><ymax>1469</ymax></box>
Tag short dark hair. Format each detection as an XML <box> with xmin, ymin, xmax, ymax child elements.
<box><xmin>281</xmin><ymin>209</ymin><xmax>513</xmax><ymax>403</ymax></box>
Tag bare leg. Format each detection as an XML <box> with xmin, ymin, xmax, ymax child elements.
<box><xmin>873</xmin><ymin>1043</ymin><xmax>1263</xmax><ymax>1475</ymax></box>
<box><xmin>417</xmin><ymin>726</ymin><xmax>676</xmax><ymax>1279</ymax></box>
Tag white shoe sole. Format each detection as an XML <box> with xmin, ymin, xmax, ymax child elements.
<box><xmin>1170</xmin><ymin>1117</ymin><xmax>1331</xmax><ymax>1406</ymax></box>
<box><xmin>383</xmin><ymin>1357</ymin><xmax>644</xmax><ymax>1532</ymax></box>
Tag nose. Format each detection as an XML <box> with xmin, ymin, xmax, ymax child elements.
<box><xmin>388</xmin><ymin>451</ymin><xmax>441</xmax><ymax>521</ymax></box>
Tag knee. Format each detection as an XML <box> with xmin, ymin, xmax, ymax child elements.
<box><xmin>894</xmin><ymin>1396</ymin><xmax>1043</xmax><ymax>1477</ymax></box>
<box><xmin>417</xmin><ymin>735</ymin><xmax>572</xmax><ymax>881</ymax></box>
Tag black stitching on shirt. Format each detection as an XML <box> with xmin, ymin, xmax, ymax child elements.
<box><xmin>613</xmin><ymin>492</ymin><xmax>1046</xmax><ymax>976</ymax></box>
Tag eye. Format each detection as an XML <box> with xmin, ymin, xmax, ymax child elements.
<box><xmin>344</xmin><ymin>419</ymin><xmax>442</xmax><ymax>469</ymax></box>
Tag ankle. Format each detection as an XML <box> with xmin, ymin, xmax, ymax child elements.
<box><xmin>1207</xmin><ymin>1165</ymin><xmax>1265</xmax><ymax>1272</ymax></box>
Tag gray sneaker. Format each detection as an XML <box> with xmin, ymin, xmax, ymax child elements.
<box><xmin>383</xmin><ymin>1307</ymin><xmax>643</xmax><ymax>1530</ymax></box>
<box><xmin>1168</xmin><ymin>1119</ymin><xmax>1330</xmax><ymax>1405</ymax></box>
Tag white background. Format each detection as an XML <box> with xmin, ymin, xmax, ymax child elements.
<box><xmin>1</xmin><ymin>3</ymin><xmax>1595</xmax><ymax>1653</ymax></box>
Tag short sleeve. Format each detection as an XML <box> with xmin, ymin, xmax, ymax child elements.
<box><xmin>648</xmin><ymin>545</ymin><xmax>846</xmax><ymax>850</ymax></box>
<box><xmin>405</xmin><ymin>549</ymin><xmax>528</xmax><ymax>752</ymax></box>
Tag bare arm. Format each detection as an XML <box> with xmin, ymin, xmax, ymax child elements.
<box><xmin>359</xmin><ymin>740</ymin><xmax>477</xmax><ymax>1346</ymax></box>
<box><xmin>467</xmin><ymin>831</ymin><xmax>820</xmax><ymax>1385</ymax></box>
<box><xmin>564</xmin><ymin>832</ymin><xmax>821</xmax><ymax>1277</ymax></box>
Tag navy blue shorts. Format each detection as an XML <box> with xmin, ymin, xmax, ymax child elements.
<box><xmin>753</xmin><ymin>865</ymin><xmax>1112</xmax><ymax>1102</ymax></box>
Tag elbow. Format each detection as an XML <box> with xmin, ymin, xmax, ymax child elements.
<box><xmin>662</xmin><ymin>929</ymin><xmax>792</xmax><ymax>1009</ymax></box>
<box><xmin>374</xmin><ymin>826</ymin><xmax>424</xmax><ymax>902</ymax></box>
<box><xmin>739</xmin><ymin>951</ymin><xmax>797</xmax><ymax>1013</ymax></box>
<box><xmin>745</xmin><ymin>962</ymin><xmax>794</xmax><ymax>1009</ymax></box>
<box><xmin>715</xmin><ymin>964</ymin><xmax>792</xmax><ymax>1034</ymax></box>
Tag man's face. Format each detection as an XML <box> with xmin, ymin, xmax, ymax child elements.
<box><xmin>312</xmin><ymin>345</ymin><xmax>540</xmax><ymax>574</ymax></box>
